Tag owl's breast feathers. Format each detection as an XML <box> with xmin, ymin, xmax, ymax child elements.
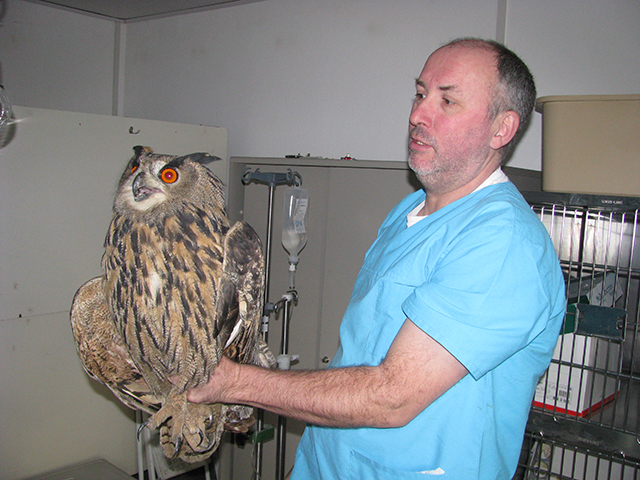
<box><xmin>102</xmin><ymin>202</ymin><xmax>230</xmax><ymax>387</ymax></box>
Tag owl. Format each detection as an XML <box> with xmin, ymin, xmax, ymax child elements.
<box><xmin>70</xmin><ymin>146</ymin><xmax>273</xmax><ymax>463</ymax></box>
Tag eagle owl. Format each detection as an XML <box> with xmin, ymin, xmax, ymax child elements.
<box><xmin>70</xmin><ymin>146</ymin><xmax>272</xmax><ymax>463</ymax></box>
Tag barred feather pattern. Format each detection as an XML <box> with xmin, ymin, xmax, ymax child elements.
<box><xmin>70</xmin><ymin>148</ymin><xmax>271</xmax><ymax>464</ymax></box>
<box><xmin>102</xmin><ymin>205</ymin><xmax>228</xmax><ymax>392</ymax></box>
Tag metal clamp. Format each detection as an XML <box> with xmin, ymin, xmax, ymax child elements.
<box><xmin>242</xmin><ymin>167</ymin><xmax>302</xmax><ymax>187</ymax></box>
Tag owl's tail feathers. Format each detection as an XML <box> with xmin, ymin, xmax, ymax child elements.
<box><xmin>255</xmin><ymin>338</ymin><xmax>277</xmax><ymax>369</ymax></box>
<box><xmin>70</xmin><ymin>276</ymin><xmax>160</xmax><ymax>415</ymax></box>
<box><xmin>223</xmin><ymin>404</ymin><xmax>256</xmax><ymax>433</ymax></box>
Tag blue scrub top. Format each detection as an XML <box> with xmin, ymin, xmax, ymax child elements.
<box><xmin>292</xmin><ymin>182</ymin><xmax>566</xmax><ymax>480</ymax></box>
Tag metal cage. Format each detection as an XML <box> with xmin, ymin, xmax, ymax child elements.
<box><xmin>515</xmin><ymin>192</ymin><xmax>640</xmax><ymax>480</ymax></box>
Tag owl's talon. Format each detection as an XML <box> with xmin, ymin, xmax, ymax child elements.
<box><xmin>172</xmin><ymin>436</ymin><xmax>183</xmax><ymax>459</ymax></box>
<box><xmin>137</xmin><ymin>418</ymin><xmax>152</xmax><ymax>440</ymax></box>
<box><xmin>201</xmin><ymin>431</ymin><xmax>216</xmax><ymax>451</ymax></box>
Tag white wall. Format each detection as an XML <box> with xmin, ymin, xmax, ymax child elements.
<box><xmin>0</xmin><ymin>0</ymin><xmax>117</xmax><ymax>115</ymax></box>
<box><xmin>122</xmin><ymin>0</ymin><xmax>498</xmax><ymax>165</ymax></box>
<box><xmin>505</xmin><ymin>0</ymin><xmax>640</xmax><ymax>171</ymax></box>
<box><xmin>2</xmin><ymin>0</ymin><xmax>639</xmax><ymax>170</ymax></box>
<box><xmin>121</xmin><ymin>0</ymin><xmax>640</xmax><ymax>171</ymax></box>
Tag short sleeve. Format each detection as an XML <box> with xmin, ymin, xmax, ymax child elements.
<box><xmin>402</xmin><ymin>205</ymin><xmax>556</xmax><ymax>380</ymax></box>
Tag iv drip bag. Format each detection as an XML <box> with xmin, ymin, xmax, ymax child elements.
<box><xmin>282</xmin><ymin>186</ymin><xmax>309</xmax><ymax>267</ymax></box>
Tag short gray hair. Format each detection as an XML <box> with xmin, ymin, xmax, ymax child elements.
<box><xmin>441</xmin><ymin>38</ymin><xmax>537</xmax><ymax>161</ymax></box>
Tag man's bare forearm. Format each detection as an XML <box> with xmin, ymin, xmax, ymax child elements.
<box><xmin>188</xmin><ymin>356</ymin><xmax>408</xmax><ymax>428</ymax></box>
<box><xmin>223</xmin><ymin>361</ymin><xmax>407</xmax><ymax>428</ymax></box>
<box><xmin>187</xmin><ymin>320</ymin><xmax>468</xmax><ymax>428</ymax></box>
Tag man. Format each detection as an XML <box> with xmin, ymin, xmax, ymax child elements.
<box><xmin>189</xmin><ymin>38</ymin><xmax>566</xmax><ymax>479</ymax></box>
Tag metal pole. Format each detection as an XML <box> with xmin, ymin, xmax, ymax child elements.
<box><xmin>263</xmin><ymin>183</ymin><xmax>276</xmax><ymax>342</ymax></box>
<box><xmin>135</xmin><ymin>410</ymin><xmax>144</xmax><ymax>479</ymax></box>
<box><xmin>276</xmin><ymin>403</ymin><xmax>287</xmax><ymax>480</ymax></box>
<box><xmin>276</xmin><ymin>293</ymin><xmax>294</xmax><ymax>480</ymax></box>
<box><xmin>255</xmin><ymin>182</ymin><xmax>276</xmax><ymax>478</ymax></box>
<box><xmin>240</xmin><ymin>168</ymin><xmax>302</xmax><ymax>479</ymax></box>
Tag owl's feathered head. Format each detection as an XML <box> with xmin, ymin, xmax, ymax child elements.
<box><xmin>113</xmin><ymin>146</ymin><xmax>225</xmax><ymax>218</ymax></box>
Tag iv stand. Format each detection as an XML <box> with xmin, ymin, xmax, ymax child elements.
<box><xmin>274</xmin><ymin>291</ymin><xmax>298</xmax><ymax>480</ymax></box>
<box><xmin>241</xmin><ymin>168</ymin><xmax>302</xmax><ymax>479</ymax></box>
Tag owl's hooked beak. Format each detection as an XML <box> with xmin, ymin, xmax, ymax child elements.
<box><xmin>132</xmin><ymin>173</ymin><xmax>162</xmax><ymax>202</ymax></box>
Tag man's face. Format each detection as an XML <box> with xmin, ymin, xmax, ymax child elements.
<box><xmin>408</xmin><ymin>45</ymin><xmax>501</xmax><ymax>194</ymax></box>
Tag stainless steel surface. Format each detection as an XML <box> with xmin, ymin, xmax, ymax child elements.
<box><xmin>516</xmin><ymin>192</ymin><xmax>640</xmax><ymax>480</ymax></box>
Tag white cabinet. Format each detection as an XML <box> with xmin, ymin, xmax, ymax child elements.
<box><xmin>0</xmin><ymin>107</ymin><xmax>227</xmax><ymax>479</ymax></box>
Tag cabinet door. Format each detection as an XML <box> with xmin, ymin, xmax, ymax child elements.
<box><xmin>0</xmin><ymin>106</ymin><xmax>226</xmax><ymax>479</ymax></box>
<box><xmin>0</xmin><ymin>106</ymin><xmax>227</xmax><ymax>320</ymax></box>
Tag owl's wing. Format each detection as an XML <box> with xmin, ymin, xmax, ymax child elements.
<box><xmin>211</xmin><ymin>220</ymin><xmax>275</xmax><ymax>434</ymax></box>
<box><xmin>215</xmin><ymin>220</ymin><xmax>273</xmax><ymax>367</ymax></box>
<box><xmin>72</xmin><ymin>279</ymin><xmax>229</xmax><ymax>462</ymax></box>
<box><xmin>70</xmin><ymin>276</ymin><xmax>161</xmax><ymax>414</ymax></box>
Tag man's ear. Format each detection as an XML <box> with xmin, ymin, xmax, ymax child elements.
<box><xmin>490</xmin><ymin>110</ymin><xmax>520</xmax><ymax>150</ymax></box>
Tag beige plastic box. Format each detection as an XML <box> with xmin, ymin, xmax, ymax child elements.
<box><xmin>536</xmin><ymin>94</ymin><xmax>640</xmax><ymax>197</ymax></box>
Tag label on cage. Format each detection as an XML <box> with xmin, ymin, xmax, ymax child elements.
<box><xmin>587</xmin><ymin>272</ymin><xmax>624</xmax><ymax>307</ymax></box>
<box><xmin>555</xmin><ymin>388</ymin><xmax>570</xmax><ymax>402</ymax></box>
<box><xmin>566</xmin><ymin>272</ymin><xmax>623</xmax><ymax>308</ymax></box>
<box><xmin>537</xmin><ymin>380</ymin><xmax>571</xmax><ymax>406</ymax></box>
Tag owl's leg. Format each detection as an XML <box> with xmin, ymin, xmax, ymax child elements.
<box><xmin>141</xmin><ymin>391</ymin><xmax>223</xmax><ymax>461</ymax></box>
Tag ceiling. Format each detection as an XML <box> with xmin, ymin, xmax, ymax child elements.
<box><xmin>30</xmin><ymin>0</ymin><xmax>264</xmax><ymax>21</ymax></box>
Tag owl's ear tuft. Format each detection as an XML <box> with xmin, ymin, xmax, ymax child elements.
<box><xmin>166</xmin><ymin>153</ymin><xmax>221</xmax><ymax>169</ymax></box>
<box><xmin>185</xmin><ymin>153</ymin><xmax>221</xmax><ymax>165</ymax></box>
<box><xmin>133</xmin><ymin>146</ymin><xmax>153</xmax><ymax>158</ymax></box>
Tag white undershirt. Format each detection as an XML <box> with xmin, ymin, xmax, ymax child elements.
<box><xmin>406</xmin><ymin>168</ymin><xmax>509</xmax><ymax>228</ymax></box>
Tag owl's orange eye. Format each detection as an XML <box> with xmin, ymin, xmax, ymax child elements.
<box><xmin>161</xmin><ymin>168</ymin><xmax>178</xmax><ymax>184</ymax></box>
<box><xmin>131</xmin><ymin>165</ymin><xmax>138</xmax><ymax>174</ymax></box>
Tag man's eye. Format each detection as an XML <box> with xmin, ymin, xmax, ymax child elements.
<box><xmin>443</xmin><ymin>97</ymin><xmax>454</xmax><ymax>106</ymax></box>
<box><xmin>414</xmin><ymin>93</ymin><xmax>425</xmax><ymax>102</ymax></box>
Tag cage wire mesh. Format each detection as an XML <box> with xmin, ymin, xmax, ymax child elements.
<box><xmin>514</xmin><ymin>192</ymin><xmax>640</xmax><ymax>480</ymax></box>
<box><xmin>517</xmin><ymin>432</ymin><xmax>640</xmax><ymax>480</ymax></box>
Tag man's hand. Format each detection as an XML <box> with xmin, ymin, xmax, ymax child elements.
<box><xmin>187</xmin><ymin>355</ymin><xmax>240</xmax><ymax>404</ymax></box>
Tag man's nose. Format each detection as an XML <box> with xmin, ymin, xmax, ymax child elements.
<box><xmin>409</xmin><ymin>96</ymin><xmax>433</xmax><ymax>128</ymax></box>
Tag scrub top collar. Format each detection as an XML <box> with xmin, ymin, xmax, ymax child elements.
<box><xmin>406</xmin><ymin>167</ymin><xmax>509</xmax><ymax>228</ymax></box>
